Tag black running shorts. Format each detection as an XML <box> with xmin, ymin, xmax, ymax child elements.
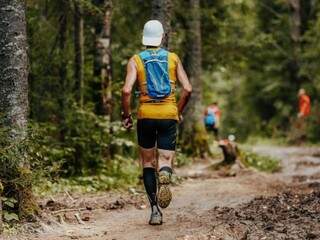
<box><xmin>137</xmin><ymin>119</ymin><xmax>177</xmax><ymax>151</ymax></box>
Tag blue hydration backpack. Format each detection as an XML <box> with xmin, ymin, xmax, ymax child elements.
<box><xmin>139</xmin><ymin>48</ymin><xmax>171</xmax><ymax>99</ymax></box>
<box><xmin>205</xmin><ymin>109</ymin><xmax>216</xmax><ymax>126</ymax></box>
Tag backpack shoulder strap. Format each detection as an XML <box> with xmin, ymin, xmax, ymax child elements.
<box><xmin>139</xmin><ymin>49</ymin><xmax>169</xmax><ymax>59</ymax></box>
<box><xmin>157</xmin><ymin>48</ymin><xmax>168</xmax><ymax>57</ymax></box>
<box><xmin>139</xmin><ymin>50</ymin><xmax>150</xmax><ymax>61</ymax></box>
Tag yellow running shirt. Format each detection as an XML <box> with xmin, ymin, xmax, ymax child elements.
<box><xmin>133</xmin><ymin>49</ymin><xmax>179</xmax><ymax>121</ymax></box>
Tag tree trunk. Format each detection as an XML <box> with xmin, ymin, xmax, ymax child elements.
<box><xmin>300</xmin><ymin>0</ymin><xmax>316</xmax><ymax>35</ymax></box>
<box><xmin>288</xmin><ymin>0</ymin><xmax>302</xmax><ymax>87</ymax></box>
<box><xmin>74</xmin><ymin>1</ymin><xmax>84</xmax><ymax>108</ymax></box>
<box><xmin>0</xmin><ymin>1</ymin><xmax>28</xmax><ymax>130</ymax></box>
<box><xmin>0</xmin><ymin>182</ymin><xmax>2</xmax><ymax>233</ymax></box>
<box><xmin>0</xmin><ymin>0</ymin><xmax>37</xmax><ymax>219</ymax></box>
<box><xmin>151</xmin><ymin>0</ymin><xmax>172</xmax><ymax>49</ymax></box>
<box><xmin>94</xmin><ymin>0</ymin><xmax>113</xmax><ymax>117</ymax></box>
<box><xmin>58</xmin><ymin>0</ymin><xmax>68</xmax><ymax>140</ymax></box>
<box><xmin>180</xmin><ymin>0</ymin><xmax>208</xmax><ymax>157</ymax></box>
<box><xmin>289</xmin><ymin>0</ymin><xmax>301</xmax><ymax>44</ymax></box>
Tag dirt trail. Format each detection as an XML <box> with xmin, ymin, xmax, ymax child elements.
<box><xmin>5</xmin><ymin>145</ymin><xmax>320</xmax><ymax>240</ymax></box>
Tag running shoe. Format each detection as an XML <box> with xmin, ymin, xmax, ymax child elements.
<box><xmin>149</xmin><ymin>205</ymin><xmax>162</xmax><ymax>225</ymax></box>
<box><xmin>158</xmin><ymin>171</ymin><xmax>172</xmax><ymax>209</ymax></box>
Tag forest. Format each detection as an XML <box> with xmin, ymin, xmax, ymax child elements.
<box><xmin>0</xmin><ymin>0</ymin><xmax>320</xmax><ymax>239</ymax></box>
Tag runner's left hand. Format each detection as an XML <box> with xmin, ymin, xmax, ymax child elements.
<box><xmin>122</xmin><ymin>115</ymin><xmax>133</xmax><ymax>129</ymax></box>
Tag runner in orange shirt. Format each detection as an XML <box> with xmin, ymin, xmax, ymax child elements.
<box><xmin>298</xmin><ymin>88</ymin><xmax>311</xmax><ymax>118</ymax></box>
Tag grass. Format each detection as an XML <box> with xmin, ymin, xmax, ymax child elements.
<box><xmin>245</xmin><ymin>136</ymin><xmax>289</xmax><ymax>146</ymax></box>
<box><xmin>34</xmin><ymin>155</ymin><xmax>140</xmax><ymax>196</ymax></box>
<box><xmin>239</xmin><ymin>149</ymin><xmax>281</xmax><ymax>173</ymax></box>
<box><xmin>34</xmin><ymin>152</ymin><xmax>194</xmax><ymax>196</ymax></box>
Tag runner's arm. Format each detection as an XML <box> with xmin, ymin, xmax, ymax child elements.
<box><xmin>176</xmin><ymin>59</ymin><xmax>192</xmax><ymax>115</ymax></box>
<box><xmin>122</xmin><ymin>57</ymin><xmax>137</xmax><ymax>119</ymax></box>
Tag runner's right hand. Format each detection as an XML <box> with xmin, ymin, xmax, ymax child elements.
<box><xmin>178</xmin><ymin>114</ymin><xmax>184</xmax><ymax>123</ymax></box>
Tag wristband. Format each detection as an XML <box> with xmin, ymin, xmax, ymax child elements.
<box><xmin>121</xmin><ymin>112</ymin><xmax>131</xmax><ymax>119</ymax></box>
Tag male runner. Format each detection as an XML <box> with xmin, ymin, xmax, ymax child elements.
<box><xmin>121</xmin><ymin>20</ymin><xmax>192</xmax><ymax>225</ymax></box>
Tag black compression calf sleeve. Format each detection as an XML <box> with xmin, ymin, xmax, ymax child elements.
<box><xmin>159</xmin><ymin>166</ymin><xmax>173</xmax><ymax>174</ymax></box>
<box><xmin>143</xmin><ymin>168</ymin><xmax>157</xmax><ymax>206</ymax></box>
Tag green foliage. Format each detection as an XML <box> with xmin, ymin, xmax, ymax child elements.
<box><xmin>239</xmin><ymin>149</ymin><xmax>281</xmax><ymax>173</ymax></box>
<box><xmin>175</xmin><ymin>149</ymin><xmax>192</xmax><ymax>167</ymax></box>
<box><xmin>29</xmin><ymin>105</ymin><xmax>137</xmax><ymax>177</ymax></box>
<box><xmin>0</xmin><ymin>125</ymin><xmax>40</xmax><ymax>220</ymax></box>
<box><xmin>35</xmin><ymin>155</ymin><xmax>139</xmax><ymax>195</ymax></box>
<box><xmin>306</xmin><ymin>102</ymin><xmax>320</xmax><ymax>142</ymax></box>
<box><xmin>3</xmin><ymin>212</ymin><xmax>19</xmax><ymax>222</ymax></box>
<box><xmin>200</xmin><ymin>0</ymin><xmax>320</xmax><ymax>143</ymax></box>
<box><xmin>2</xmin><ymin>198</ymin><xmax>19</xmax><ymax>222</ymax></box>
<box><xmin>1</xmin><ymin>106</ymin><xmax>138</xmax><ymax>202</ymax></box>
<box><xmin>245</xmin><ymin>136</ymin><xmax>288</xmax><ymax>147</ymax></box>
<box><xmin>23</xmin><ymin>0</ymin><xmax>145</xmax><ymax>190</ymax></box>
<box><xmin>62</xmin><ymin>105</ymin><xmax>111</xmax><ymax>175</ymax></box>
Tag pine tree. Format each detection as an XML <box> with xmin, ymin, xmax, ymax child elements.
<box><xmin>94</xmin><ymin>0</ymin><xmax>113</xmax><ymax>116</ymax></box>
<box><xmin>58</xmin><ymin>0</ymin><xmax>69</xmax><ymax>140</ymax></box>
<box><xmin>288</xmin><ymin>0</ymin><xmax>302</xmax><ymax>88</ymax></box>
<box><xmin>180</xmin><ymin>0</ymin><xmax>208</xmax><ymax>156</ymax></box>
<box><xmin>0</xmin><ymin>0</ymin><xmax>37</xmax><ymax>219</ymax></box>
<box><xmin>151</xmin><ymin>0</ymin><xmax>172</xmax><ymax>49</ymax></box>
<box><xmin>73</xmin><ymin>0</ymin><xmax>85</xmax><ymax>108</ymax></box>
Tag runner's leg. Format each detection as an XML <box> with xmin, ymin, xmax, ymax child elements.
<box><xmin>213</xmin><ymin>127</ymin><xmax>219</xmax><ymax>140</ymax></box>
<box><xmin>158</xmin><ymin>149</ymin><xmax>174</xmax><ymax>173</ymax></box>
<box><xmin>137</xmin><ymin>120</ymin><xmax>162</xmax><ymax>225</ymax></box>
<box><xmin>157</xmin><ymin>119</ymin><xmax>177</xmax><ymax>171</ymax></box>
<box><xmin>140</xmin><ymin>147</ymin><xmax>157</xmax><ymax>206</ymax></box>
<box><xmin>156</xmin><ymin>120</ymin><xmax>177</xmax><ymax>208</ymax></box>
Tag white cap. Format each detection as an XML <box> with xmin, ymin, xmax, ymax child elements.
<box><xmin>142</xmin><ymin>20</ymin><xmax>164</xmax><ymax>46</ymax></box>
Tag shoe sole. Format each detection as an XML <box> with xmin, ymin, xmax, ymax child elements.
<box><xmin>158</xmin><ymin>174</ymin><xmax>172</xmax><ymax>209</ymax></box>
<box><xmin>149</xmin><ymin>219</ymin><xmax>163</xmax><ymax>225</ymax></box>
<box><xmin>149</xmin><ymin>211</ymin><xmax>163</xmax><ymax>225</ymax></box>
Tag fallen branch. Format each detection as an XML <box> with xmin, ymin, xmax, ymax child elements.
<box><xmin>52</xmin><ymin>208</ymin><xmax>87</xmax><ymax>215</ymax></box>
<box><xmin>74</xmin><ymin>213</ymin><xmax>85</xmax><ymax>225</ymax></box>
<box><xmin>57</xmin><ymin>214</ymin><xmax>65</xmax><ymax>224</ymax></box>
<box><xmin>64</xmin><ymin>190</ymin><xmax>76</xmax><ymax>203</ymax></box>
